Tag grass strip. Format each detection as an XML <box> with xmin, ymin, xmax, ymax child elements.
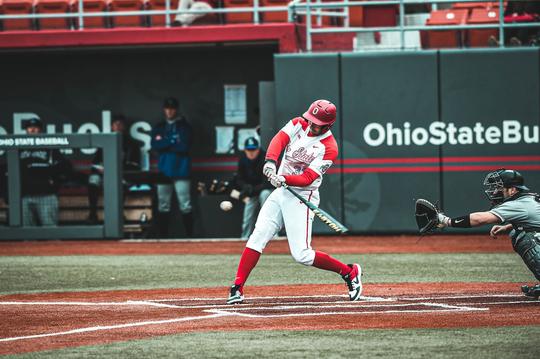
<box><xmin>0</xmin><ymin>253</ymin><xmax>532</xmax><ymax>294</ymax></box>
<box><xmin>8</xmin><ymin>326</ymin><xmax>540</xmax><ymax>359</ymax></box>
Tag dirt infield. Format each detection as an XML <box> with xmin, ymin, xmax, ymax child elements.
<box><xmin>0</xmin><ymin>235</ymin><xmax>513</xmax><ymax>256</ymax></box>
<box><xmin>1</xmin><ymin>282</ymin><xmax>539</xmax><ymax>355</ymax></box>
<box><xmin>0</xmin><ymin>235</ymin><xmax>531</xmax><ymax>355</ymax></box>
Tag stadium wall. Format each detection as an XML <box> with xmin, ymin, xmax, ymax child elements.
<box><xmin>1</xmin><ymin>46</ymin><xmax>538</xmax><ymax>236</ymax></box>
<box><xmin>274</xmin><ymin>48</ymin><xmax>540</xmax><ymax>234</ymax></box>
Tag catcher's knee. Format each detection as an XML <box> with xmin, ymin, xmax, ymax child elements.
<box><xmin>291</xmin><ymin>248</ymin><xmax>315</xmax><ymax>266</ymax></box>
<box><xmin>512</xmin><ymin>231</ymin><xmax>540</xmax><ymax>281</ymax></box>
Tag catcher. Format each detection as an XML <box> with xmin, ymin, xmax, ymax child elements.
<box><xmin>415</xmin><ymin>169</ymin><xmax>540</xmax><ymax>299</ymax></box>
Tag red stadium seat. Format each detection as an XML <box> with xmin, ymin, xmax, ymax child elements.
<box><xmin>35</xmin><ymin>0</ymin><xmax>71</xmax><ymax>29</ymax></box>
<box><xmin>110</xmin><ymin>0</ymin><xmax>145</xmax><ymax>27</ymax></box>
<box><xmin>71</xmin><ymin>0</ymin><xmax>109</xmax><ymax>28</ymax></box>
<box><xmin>348</xmin><ymin>0</ymin><xmax>364</xmax><ymax>27</ymax></box>
<box><xmin>223</xmin><ymin>0</ymin><xmax>252</xmax><ymax>24</ymax></box>
<box><xmin>362</xmin><ymin>0</ymin><xmax>397</xmax><ymax>27</ymax></box>
<box><xmin>146</xmin><ymin>0</ymin><xmax>177</xmax><ymax>26</ymax></box>
<box><xmin>467</xmin><ymin>7</ymin><xmax>499</xmax><ymax>47</ymax></box>
<box><xmin>422</xmin><ymin>9</ymin><xmax>468</xmax><ymax>49</ymax></box>
<box><xmin>260</xmin><ymin>0</ymin><xmax>287</xmax><ymax>23</ymax></box>
<box><xmin>1</xmin><ymin>0</ymin><xmax>34</xmax><ymax>31</ymax></box>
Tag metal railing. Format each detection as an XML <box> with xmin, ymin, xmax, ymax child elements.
<box><xmin>1</xmin><ymin>0</ymin><xmax>540</xmax><ymax>52</ymax></box>
<box><xmin>0</xmin><ymin>0</ymin><xmax>290</xmax><ymax>28</ymax></box>
<box><xmin>288</xmin><ymin>0</ymin><xmax>540</xmax><ymax>51</ymax></box>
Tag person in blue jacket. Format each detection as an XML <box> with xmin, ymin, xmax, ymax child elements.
<box><xmin>151</xmin><ymin>97</ymin><xmax>194</xmax><ymax>238</ymax></box>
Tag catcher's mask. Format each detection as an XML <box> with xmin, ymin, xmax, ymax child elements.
<box><xmin>483</xmin><ymin>169</ymin><xmax>529</xmax><ymax>204</ymax></box>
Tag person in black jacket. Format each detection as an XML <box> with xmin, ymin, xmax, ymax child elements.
<box><xmin>87</xmin><ymin>114</ymin><xmax>141</xmax><ymax>223</ymax></box>
<box><xmin>150</xmin><ymin>97</ymin><xmax>193</xmax><ymax>238</ymax></box>
<box><xmin>235</xmin><ymin>137</ymin><xmax>273</xmax><ymax>239</ymax></box>
<box><xmin>20</xmin><ymin>118</ymin><xmax>72</xmax><ymax>226</ymax></box>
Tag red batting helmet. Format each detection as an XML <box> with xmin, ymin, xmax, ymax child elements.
<box><xmin>303</xmin><ymin>99</ymin><xmax>337</xmax><ymax>126</ymax></box>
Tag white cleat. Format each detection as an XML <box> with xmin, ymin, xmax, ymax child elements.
<box><xmin>226</xmin><ymin>285</ymin><xmax>244</xmax><ymax>305</ymax></box>
<box><xmin>342</xmin><ymin>263</ymin><xmax>363</xmax><ymax>301</ymax></box>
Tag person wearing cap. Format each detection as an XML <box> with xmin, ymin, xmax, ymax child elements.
<box><xmin>226</xmin><ymin>99</ymin><xmax>363</xmax><ymax>305</ymax></box>
<box><xmin>20</xmin><ymin>118</ymin><xmax>72</xmax><ymax>226</ymax></box>
<box><xmin>435</xmin><ymin>169</ymin><xmax>540</xmax><ymax>299</ymax></box>
<box><xmin>87</xmin><ymin>114</ymin><xmax>141</xmax><ymax>224</ymax></box>
<box><xmin>150</xmin><ymin>97</ymin><xmax>194</xmax><ymax>238</ymax></box>
<box><xmin>234</xmin><ymin>136</ymin><xmax>273</xmax><ymax>240</ymax></box>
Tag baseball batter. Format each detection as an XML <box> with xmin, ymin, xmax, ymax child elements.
<box><xmin>227</xmin><ymin>99</ymin><xmax>362</xmax><ymax>304</ymax></box>
<box><xmin>435</xmin><ymin>169</ymin><xmax>540</xmax><ymax>298</ymax></box>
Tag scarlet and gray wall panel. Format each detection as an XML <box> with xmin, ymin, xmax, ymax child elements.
<box><xmin>439</xmin><ymin>49</ymin><xmax>540</xmax><ymax>230</ymax></box>
<box><xmin>340</xmin><ymin>51</ymin><xmax>440</xmax><ymax>232</ymax></box>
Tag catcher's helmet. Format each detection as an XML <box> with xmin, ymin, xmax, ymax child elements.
<box><xmin>303</xmin><ymin>99</ymin><xmax>337</xmax><ymax>126</ymax></box>
<box><xmin>483</xmin><ymin>169</ymin><xmax>529</xmax><ymax>203</ymax></box>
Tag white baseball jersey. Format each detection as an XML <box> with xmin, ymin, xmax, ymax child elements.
<box><xmin>246</xmin><ymin>117</ymin><xmax>338</xmax><ymax>266</ymax></box>
<box><xmin>274</xmin><ymin>117</ymin><xmax>338</xmax><ymax>191</ymax></box>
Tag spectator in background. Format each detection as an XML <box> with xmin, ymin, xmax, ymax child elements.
<box><xmin>503</xmin><ymin>0</ymin><xmax>540</xmax><ymax>46</ymax></box>
<box><xmin>173</xmin><ymin>0</ymin><xmax>212</xmax><ymax>26</ymax></box>
<box><xmin>151</xmin><ymin>97</ymin><xmax>194</xmax><ymax>238</ymax></box>
<box><xmin>20</xmin><ymin>118</ymin><xmax>72</xmax><ymax>226</ymax></box>
<box><xmin>234</xmin><ymin>137</ymin><xmax>273</xmax><ymax>240</ymax></box>
<box><xmin>87</xmin><ymin>114</ymin><xmax>141</xmax><ymax>224</ymax></box>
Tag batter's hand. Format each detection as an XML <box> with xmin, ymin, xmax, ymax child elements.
<box><xmin>263</xmin><ymin>161</ymin><xmax>276</xmax><ymax>178</ymax></box>
<box><xmin>269</xmin><ymin>174</ymin><xmax>286</xmax><ymax>188</ymax></box>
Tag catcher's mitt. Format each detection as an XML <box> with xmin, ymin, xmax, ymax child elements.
<box><xmin>415</xmin><ymin>199</ymin><xmax>443</xmax><ymax>234</ymax></box>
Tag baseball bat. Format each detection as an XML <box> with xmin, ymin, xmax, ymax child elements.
<box><xmin>284</xmin><ymin>185</ymin><xmax>348</xmax><ymax>234</ymax></box>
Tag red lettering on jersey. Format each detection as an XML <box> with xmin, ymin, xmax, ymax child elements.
<box><xmin>292</xmin><ymin>147</ymin><xmax>316</xmax><ymax>164</ymax></box>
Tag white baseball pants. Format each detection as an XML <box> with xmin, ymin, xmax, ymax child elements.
<box><xmin>246</xmin><ymin>186</ymin><xmax>319</xmax><ymax>266</ymax></box>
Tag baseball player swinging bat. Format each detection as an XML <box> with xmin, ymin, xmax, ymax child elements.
<box><xmin>227</xmin><ymin>99</ymin><xmax>363</xmax><ymax>306</ymax></box>
<box><xmin>284</xmin><ymin>184</ymin><xmax>348</xmax><ymax>233</ymax></box>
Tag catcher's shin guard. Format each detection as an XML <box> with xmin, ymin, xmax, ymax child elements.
<box><xmin>342</xmin><ymin>263</ymin><xmax>363</xmax><ymax>301</ymax></box>
<box><xmin>511</xmin><ymin>231</ymin><xmax>540</xmax><ymax>281</ymax></box>
<box><xmin>521</xmin><ymin>284</ymin><xmax>540</xmax><ymax>299</ymax></box>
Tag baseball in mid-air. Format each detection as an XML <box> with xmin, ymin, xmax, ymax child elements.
<box><xmin>220</xmin><ymin>200</ymin><xmax>233</xmax><ymax>211</ymax></box>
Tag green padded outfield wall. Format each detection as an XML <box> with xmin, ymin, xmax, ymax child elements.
<box><xmin>274</xmin><ymin>54</ymin><xmax>344</xmax><ymax>234</ymax></box>
<box><xmin>274</xmin><ymin>49</ymin><xmax>540</xmax><ymax>233</ymax></box>
<box><xmin>439</xmin><ymin>48</ymin><xmax>540</xmax><ymax>232</ymax></box>
<box><xmin>341</xmin><ymin>51</ymin><xmax>440</xmax><ymax>232</ymax></box>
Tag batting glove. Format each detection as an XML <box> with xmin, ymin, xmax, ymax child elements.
<box><xmin>263</xmin><ymin>161</ymin><xmax>277</xmax><ymax>178</ymax></box>
<box><xmin>269</xmin><ymin>174</ymin><xmax>286</xmax><ymax>188</ymax></box>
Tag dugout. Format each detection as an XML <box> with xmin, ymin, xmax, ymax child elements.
<box><xmin>0</xmin><ymin>133</ymin><xmax>124</xmax><ymax>239</ymax></box>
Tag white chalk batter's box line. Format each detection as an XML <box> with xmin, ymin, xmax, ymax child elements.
<box><xmin>0</xmin><ymin>294</ymin><xmax>533</xmax><ymax>310</ymax></box>
<box><xmin>0</xmin><ymin>293</ymin><xmax>535</xmax><ymax>344</ymax></box>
